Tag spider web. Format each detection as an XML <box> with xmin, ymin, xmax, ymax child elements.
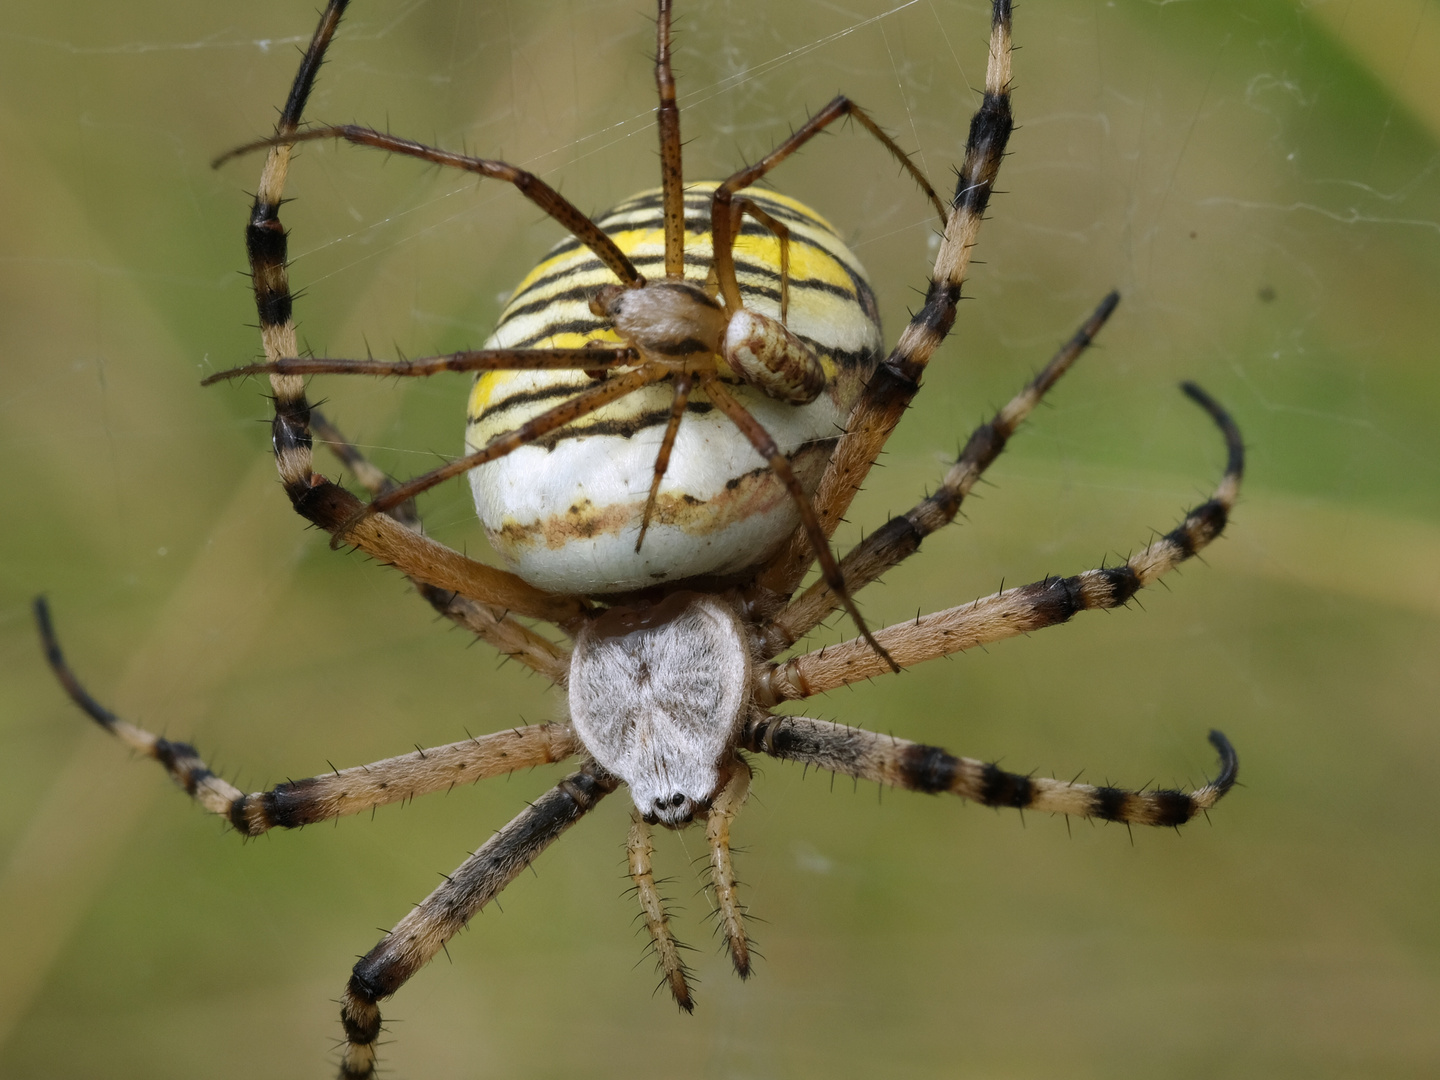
<box><xmin>2</xmin><ymin>1</ymin><xmax>1438</xmax><ymax>1077</ymax></box>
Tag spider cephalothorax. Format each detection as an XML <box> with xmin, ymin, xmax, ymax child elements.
<box><xmin>570</xmin><ymin>591</ymin><xmax>751</xmax><ymax>826</ymax></box>
<box><xmin>39</xmin><ymin>2</ymin><xmax>1245</xmax><ymax>1078</ymax></box>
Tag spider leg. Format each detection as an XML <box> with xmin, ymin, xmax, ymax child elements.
<box><xmin>224</xmin><ymin>123</ymin><xmax>643</xmax><ymax>287</ymax></box>
<box><xmin>34</xmin><ymin>596</ymin><xmax>578</xmax><ymax>832</ymax></box>
<box><xmin>756</xmin><ymin>383</ymin><xmax>1243</xmax><ymax>702</ymax></box>
<box><xmin>309</xmin><ymin>410</ymin><xmax>422</xmax><ymax>528</ymax></box>
<box><xmin>758</xmin><ymin>0</ymin><xmax>1014</xmax><ymax>599</ymax></box>
<box><xmin>305</xmin><ymin>478</ymin><xmax>588</xmax><ymax>624</ymax></box>
<box><xmin>349</xmin><ymin>364</ymin><xmax>666</xmax><ymax>529</ymax></box>
<box><xmin>309</xmin><ymin>411</ymin><xmax>570</xmax><ymax>683</ymax></box>
<box><xmin>628</xmin><ymin>813</ymin><xmax>695</xmax><ymax>1011</ymax></box>
<box><xmin>741</xmin><ymin>714</ymin><xmax>1237</xmax><ymax>826</ymax></box>
<box><xmin>229</xmin><ymin>0</ymin><xmax>587</xmax><ymax>627</ymax></box>
<box><xmin>704</xmin><ymin>197</ymin><xmax>793</xmax><ymax>322</ymax></box>
<box><xmin>339</xmin><ymin>762</ymin><xmax>618</xmax><ymax>1080</ymax></box>
<box><xmin>201</xmin><ymin>345</ymin><xmax>637</xmax><ymax>385</ymax></box>
<box><xmin>704</xmin><ymin>757</ymin><xmax>753</xmax><ymax>978</ymax></box>
<box><xmin>636</xmin><ymin>371</ymin><xmax>695</xmax><ymax>553</ymax></box>
<box><xmin>761</xmin><ymin>291</ymin><xmax>1118</xmax><ymax>656</ymax></box>
<box><xmin>699</xmin><ymin>373</ymin><xmax>898</xmax><ymax>672</ymax></box>
<box><xmin>654</xmin><ymin>0</ymin><xmax>684</xmax><ymax>278</ymax></box>
<box><xmin>217</xmin><ymin>127</ymin><xmax>640</xmax><ymax>289</ymax></box>
<box><xmin>709</xmin><ymin>99</ymin><xmax>947</xmax><ymax>317</ymax></box>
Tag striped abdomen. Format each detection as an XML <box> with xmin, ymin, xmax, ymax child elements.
<box><xmin>466</xmin><ymin>182</ymin><xmax>881</xmax><ymax>594</ymax></box>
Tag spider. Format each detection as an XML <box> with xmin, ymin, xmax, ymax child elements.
<box><xmin>37</xmin><ymin>2</ymin><xmax>1245</xmax><ymax>1078</ymax></box>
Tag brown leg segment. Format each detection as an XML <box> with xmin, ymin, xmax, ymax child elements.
<box><xmin>761</xmin><ymin>291</ymin><xmax>1119</xmax><ymax>656</ymax></box>
<box><xmin>628</xmin><ymin>814</ymin><xmax>695</xmax><ymax>1010</ymax></box>
<box><xmin>353</xmin><ymin>365</ymin><xmax>665</xmax><ymax>526</ymax></box>
<box><xmin>704</xmin><ymin>758</ymin><xmax>753</xmax><ymax>978</ymax></box>
<box><xmin>654</xmin><ymin>0</ymin><xmax>685</xmax><ymax>279</ymax></box>
<box><xmin>636</xmin><ymin>371</ymin><xmax>695</xmax><ymax>553</ymax></box>
<box><xmin>700</xmin><ymin>373</ymin><xmax>897</xmax><ymax>672</ymax></box>
<box><xmin>723</xmin><ymin>197</ymin><xmax>793</xmax><ymax>323</ymax></box>
<box><xmin>202</xmin><ymin>346</ymin><xmax>637</xmax><ymax>385</ymax></box>
<box><xmin>218</xmin><ymin>130</ymin><xmax>641</xmax><ymax>288</ymax></box>
<box><xmin>309</xmin><ymin>411</ymin><xmax>571</xmax><ymax>682</ymax></box>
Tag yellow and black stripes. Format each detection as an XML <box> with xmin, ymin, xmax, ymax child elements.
<box><xmin>339</xmin><ymin>763</ymin><xmax>618</xmax><ymax>1079</ymax></box>
<box><xmin>511</xmin><ymin>187</ymin><xmax>878</xmax><ymax>315</ymax></box>
<box><xmin>468</xmin><ymin>184</ymin><xmax>882</xmax><ymax>443</ymax></box>
<box><xmin>464</xmin><ymin>179</ymin><xmax>888</xmax><ymax>597</ymax></box>
<box><xmin>757</xmin><ymin>380</ymin><xmax>1244</xmax><ymax>702</ymax></box>
<box><xmin>765</xmin><ymin>290</ymin><xmax>1120</xmax><ymax>655</ymax></box>
<box><xmin>761</xmin><ymin>0</ymin><xmax>1014</xmax><ymax>597</ymax></box>
<box><xmin>742</xmin><ymin>715</ymin><xmax>1237</xmax><ymax>828</ymax></box>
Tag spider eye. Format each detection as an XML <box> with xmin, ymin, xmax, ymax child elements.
<box><xmin>648</xmin><ymin>791</ymin><xmax>697</xmax><ymax>827</ymax></box>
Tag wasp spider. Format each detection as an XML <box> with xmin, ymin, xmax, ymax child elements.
<box><xmin>38</xmin><ymin>1</ymin><xmax>1244</xmax><ymax>1077</ymax></box>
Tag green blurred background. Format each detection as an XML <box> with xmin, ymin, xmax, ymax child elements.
<box><xmin>2</xmin><ymin>0</ymin><xmax>1437</xmax><ymax>1076</ymax></box>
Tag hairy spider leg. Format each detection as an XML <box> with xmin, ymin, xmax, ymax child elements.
<box><xmin>756</xmin><ymin>383</ymin><xmax>1245</xmax><ymax>701</ymax></box>
<box><xmin>225</xmin><ymin>0</ymin><xmax>599</xmax><ymax>630</ymax></box>
<box><xmin>34</xmin><ymin>596</ymin><xmax>580</xmax><ymax>832</ymax></box>
<box><xmin>628</xmin><ymin>813</ymin><xmax>697</xmax><ymax>1011</ymax></box>
<box><xmin>741</xmin><ymin>715</ymin><xmax>1238</xmax><ymax>826</ymax></box>
<box><xmin>307</xmin><ymin>409</ymin><xmax>571</xmax><ymax>681</ymax></box>
<box><xmin>763</xmin><ymin>289</ymin><xmax>1121</xmax><ymax>656</ymax></box>
<box><xmin>703</xmin><ymin>757</ymin><xmax>753</xmax><ymax>977</ymax></box>
<box><xmin>755</xmin><ymin>0</ymin><xmax>1015</xmax><ymax>605</ymax></box>
<box><xmin>339</xmin><ymin>763</ymin><xmax>619</xmax><ymax>1080</ymax></box>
